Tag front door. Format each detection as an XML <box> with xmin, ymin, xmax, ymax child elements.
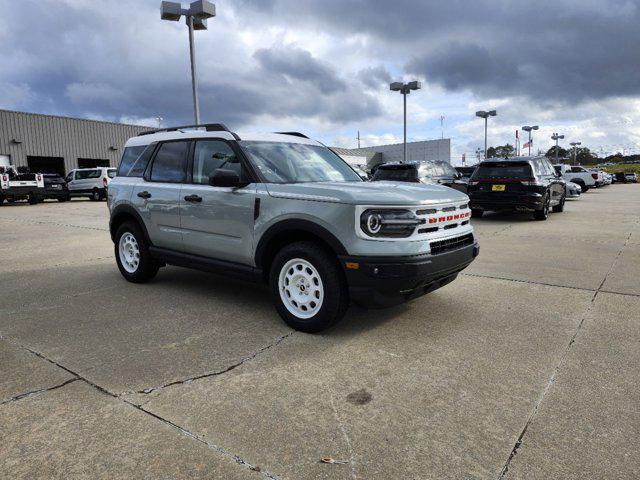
<box><xmin>131</xmin><ymin>140</ymin><xmax>189</xmax><ymax>251</ymax></box>
<box><xmin>180</xmin><ymin>139</ymin><xmax>256</xmax><ymax>265</ymax></box>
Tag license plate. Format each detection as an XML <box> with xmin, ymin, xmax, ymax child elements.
<box><xmin>52</xmin><ymin>184</ymin><xmax>61</xmax><ymax>189</ymax></box>
<box><xmin>492</xmin><ymin>184</ymin><xmax>506</xmax><ymax>191</ymax></box>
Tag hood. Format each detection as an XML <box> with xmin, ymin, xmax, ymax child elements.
<box><xmin>265</xmin><ymin>181</ymin><xmax>469</xmax><ymax>205</ymax></box>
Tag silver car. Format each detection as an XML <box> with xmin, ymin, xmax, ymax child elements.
<box><xmin>108</xmin><ymin>124</ymin><xmax>479</xmax><ymax>332</ymax></box>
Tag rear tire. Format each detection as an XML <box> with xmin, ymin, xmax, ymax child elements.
<box><xmin>471</xmin><ymin>209</ymin><xmax>484</xmax><ymax>218</ymax></box>
<box><xmin>269</xmin><ymin>241</ymin><xmax>349</xmax><ymax>333</ymax></box>
<box><xmin>534</xmin><ymin>194</ymin><xmax>550</xmax><ymax>221</ymax></box>
<box><xmin>28</xmin><ymin>193</ymin><xmax>38</xmax><ymax>205</ymax></box>
<box><xmin>114</xmin><ymin>222</ymin><xmax>160</xmax><ymax>283</ymax></box>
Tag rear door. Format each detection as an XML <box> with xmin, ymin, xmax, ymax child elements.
<box><xmin>131</xmin><ymin>140</ymin><xmax>189</xmax><ymax>251</ymax></box>
<box><xmin>180</xmin><ymin>139</ymin><xmax>256</xmax><ymax>264</ymax></box>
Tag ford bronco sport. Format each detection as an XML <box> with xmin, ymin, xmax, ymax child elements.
<box><xmin>108</xmin><ymin>124</ymin><xmax>479</xmax><ymax>332</ymax></box>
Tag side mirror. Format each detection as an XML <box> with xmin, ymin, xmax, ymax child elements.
<box><xmin>209</xmin><ymin>169</ymin><xmax>241</xmax><ymax>188</ymax></box>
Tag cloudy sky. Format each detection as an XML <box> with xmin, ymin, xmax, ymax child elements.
<box><xmin>2</xmin><ymin>0</ymin><xmax>640</xmax><ymax>163</ymax></box>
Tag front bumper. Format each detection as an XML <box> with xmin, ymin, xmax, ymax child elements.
<box><xmin>339</xmin><ymin>241</ymin><xmax>479</xmax><ymax>308</ymax></box>
<box><xmin>469</xmin><ymin>192</ymin><xmax>543</xmax><ymax>212</ymax></box>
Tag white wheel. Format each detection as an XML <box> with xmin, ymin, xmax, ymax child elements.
<box><xmin>119</xmin><ymin>232</ymin><xmax>140</xmax><ymax>273</ymax></box>
<box><xmin>278</xmin><ymin>258</ymin><xmax>324</xmax><ymax>319</ymax></box>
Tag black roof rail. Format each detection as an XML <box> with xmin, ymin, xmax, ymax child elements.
<box><xmin>275</xmin><ymin>131</ymin><xmax>309</xmax><ymax>139</ymax></box>
<box><xmin>138</xmin><ymin>123</ymin><xmax>240</xmax><ymax>140</ymax></box>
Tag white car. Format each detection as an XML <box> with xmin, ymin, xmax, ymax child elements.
<box><xmin>565</xmin><ymin>181</ymin><xmax>581</xmax><ymax>199</ymax></box>
<box><xmin>553</xmin><ymin>164</ymin><xmax>597</xmax><ymax>192</ymax></box>
<box><xmin>65</xmin><ymin>167</ymin><xmax>116</xmax><ymax>201</ymax></box>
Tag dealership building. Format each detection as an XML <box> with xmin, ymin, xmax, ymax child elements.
<box><xmin>0</xmin><ymin>110</ymin><xmax>151</xmax><ymax>176</ymax></box>
<box><xmin>332</xmin><ymin>138</ymin><xmax>451</xmax><ymax>169</ymax></box>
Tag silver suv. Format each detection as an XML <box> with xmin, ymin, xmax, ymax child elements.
<box><xmin>108</xmin><ymin>124</ymin><xmax>479</xmax><ymax>332</ymax></box>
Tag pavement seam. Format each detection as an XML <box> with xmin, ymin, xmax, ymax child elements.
<box><xmin>329</xmin><ymin>392</ymin><xmax>357</xmax><ymax>479</ymax></box>
<box><xmin>120</xmin><ymin>331</ymin><xmax>296</xmax><ymax>397</ymax></box>
<box><xmin>1</xmin><ymin>217</ymin><xmax>108</xmax><ymax>232</ymax></box>
<box><xmin>497</xmin><ymin>230</ymin><xmax>634</xmax><ymax>479</ymax></box>
<box><xmin>0</xmin><ymin>285</ymin><xmax>119</xmax><ymax>316</ymax></box>
<box><xmin>0</xmin><ymin>378</ymin><xmax>80</xmax><ymax>406</ymax></box>
<box><xmin>461</xmin><ymin>272</ymin><xmax>598</xmax><ymax>294</ymax></box>
<box><xmin>0</xmin><ymin>332</ymin><xmax>286</xmax><ymax>480</ymax></box>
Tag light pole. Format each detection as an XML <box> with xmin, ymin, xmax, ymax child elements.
<box><xmin>161</xmin><ymin>1</ymin><xmax>216</xmax><ymax>125</ymax></box>
<box><xmin>475</xmin><ymin>110</ymin><xmax>497</xmax><ymax>159</ymax></box>
<box><xmin>390</xmin><ymin>81</ymin><xmax>422</xmax><ymax>163</ymax></box>
<box><xmin>551</xmin><ymin>132</ymin><xmax>565</xmax><ymax>163</ymax></box>
<box><xmin>570</xmin><ymin>141</ymin><xmax>582</xmax><ymax>165</ymax></box>
<box><xmin>155</xmin><ymin>116</ymin><xmax>164</xmax><ymax>128</ymax></box>
<box><xmin>522</xmin><ymin>125</ymin><xmax>539</xmax><ymax>156</ymax></box>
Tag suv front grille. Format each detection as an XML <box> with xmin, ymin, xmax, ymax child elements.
<box><xmin>430</xmin><ymin>233</ymin><xmax>474</xmax><ymax>255</ymax></box>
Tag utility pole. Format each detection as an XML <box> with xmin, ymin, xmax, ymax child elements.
<box><xmin>390</xmin><ymin>81</ymin><xmax>422</xmax><ymax>163</ymax></box>
<box><xmin>551</xmin><ymin>132</ymin><xmax>565</xmax><ymax>164</ymax></box>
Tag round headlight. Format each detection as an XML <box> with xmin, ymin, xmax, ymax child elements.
<box><xmin>366</xmin><ymin>212</ymin><xmax>383</xmax><ymax>234</ymax></box>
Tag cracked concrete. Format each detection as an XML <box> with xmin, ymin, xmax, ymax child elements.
<box><xmin>1</xmin><ymin>187</ymin><xmax>639</xmax><ymax>479</ymax></box>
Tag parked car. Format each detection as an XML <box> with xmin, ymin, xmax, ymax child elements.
<box><xmin>372</xmin><ymin>160</ymin><xmax>467</xmax><ymax>193</ymax></box>
<box><xmin>351</xmin><ymin>164</ymin><xmax>370</xmax><ymax>181</ymax></box>
<box><xmin>455</xmin><ymin>166</ymin><xmax>477</xmax><ymax>179</ymax></box>
<box><xmin>65</xmin><ymin>167</ymin><xmax>117</xmax><ymax>201</ymax></box>
<box><xmin>589</xmin><ymin>169</ymin><xmax>607</xmax><ymax>187</ymax></box>
<box><xmin>468</xmin><ymin>156</ymin><xmax>566</xmax><ymax>220</ymax></box>
<box><xmin>42</xmin><ymin>174</ymin><xmax>70</xmax><ymax>202</ymax></box>
<box><xmin>625</xmin><ymin>172</ymin><xmax>638</xmax><ymax>183</ymax></box>
<box><xmin>565</xmin><ymin>181</ymin><xmax>582</xmax><ymax>199</ymax></box>
<box><xmin>553</xmin><ymin>164</ymin><xmax>597</xmax><ymax>192</ymax></box>
<box><xmin>109</xmin><ymin>124</ymin><xmax>479</xmax><ymax>332</ymax></box>
<box><xmin>0</xmin><ymin>166</ymin><xmax>45</xmax><ymax>205</ymax></box>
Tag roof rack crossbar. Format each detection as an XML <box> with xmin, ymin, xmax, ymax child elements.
<box><xmin>275</xmin><ymin>131</ymin><xmax>310</xmax><ymax>139</ymax></box>
<box><xmin>138</xmin><ymin>123</ymin><xmax>239</xmax><ymax>139</ymax></box>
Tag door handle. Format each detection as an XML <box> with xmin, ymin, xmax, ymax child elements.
<box><xmin>137</xmin><ymin>191</ymin><xmax>151</xmax><ymax>199</ymax></box>
<box><xmin>184</xmin><ymin>194</ymin><xmax>202</xmax><ymax>203</ymax></box>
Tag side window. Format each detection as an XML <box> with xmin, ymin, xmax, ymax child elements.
<box><xmin>117</xmin><ymin>146</ymin><xmax>146</xmax><ymax>177</ymax></box>
<box><xmin>150</xmin><ymin>141</ymin><xmax>189</xmax><ymax>183</ymax></box>
<box><xmin>86</xmin><ymin>169</ymin><xmax>101</xmax><ymax>179</ymax></box>
<box><xmin>192</xmin><ymin>140</ymin><xmax>246</xmax><ymax>184</ymax></box>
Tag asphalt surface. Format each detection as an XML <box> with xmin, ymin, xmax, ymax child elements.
<box><xmin>1</xmin><ymin>185</ymin><xmax>639</xmax><ymax>479</ymax></box>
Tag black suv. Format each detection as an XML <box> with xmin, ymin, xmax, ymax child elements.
<box><xmin>372</xmin><ymin>161</ymin><xmax>467</xmax><ymax>192</ymax></box>
<box><xmin>467</xmin><ymin>156</ymin><xmax>566</xmax><ymax>220</ymax></box>
<box><xmin>42</xmin><ymin>174</ymin><xmax>70</xmax><ymax>202</ymax></box>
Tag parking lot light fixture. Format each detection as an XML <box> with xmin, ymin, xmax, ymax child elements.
<box><xmin>570</xmin><ymin>141</ymin><xmax>582</xmax><ymax>165</ymax></box>
<box><xmin>522</xmin><ymin>125</ymin><xmax>539</xmax><ymax>156</ymax></box>
<box><xmin>160</xmin><ymin>1</ymin><xmax>216</xmax><ymax>125</ymax></box>
<box><xmin>390</xmin><ymin>81</ymin><xmax>422</xmax><ymax>163</ymax></box>
<box><xmin>475</xmin><ymin>110</ymin><xmax>497</xmax><ymax>159</ymax></box>
<box><xmin>551</xmin><ymin>132</ymin><xmax>565</xmax><ymax>163</ymax></box>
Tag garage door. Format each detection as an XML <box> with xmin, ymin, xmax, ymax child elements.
<box><xmin>27</xmin><ymin>156</ymin><xmax>66</xmax><ymax>176</ymax></box>
<box><xmin>78</xmin><ymin>158</ymin><xmax>110</xmax><ymax>168</ymax></box>
<box><xmin>0</xmin><ymin>154</ymin><xmax>10</xmax><ymax>167</ymax></box>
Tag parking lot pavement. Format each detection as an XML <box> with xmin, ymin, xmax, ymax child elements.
<box><xmin>0</xmin><ymin>186</ymin><xmax>639</xmax><ymax>479</ymax></box>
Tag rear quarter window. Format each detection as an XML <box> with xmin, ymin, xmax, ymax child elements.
<box><xmin>117</xmin><ymin>145</ymin><xmax>150</xmax><ymax>177</ymax></box>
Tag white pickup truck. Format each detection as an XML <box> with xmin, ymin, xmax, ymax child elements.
<box><xmin>553</xmin><ymin>164</ymin><xmax>597</xmax><ymax>192</ymax></box>
<box><xmin>0</xmin><ymin>166</ymin><xmax>45</xmax><ymax>205</ymax></box>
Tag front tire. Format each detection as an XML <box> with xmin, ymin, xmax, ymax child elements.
<box><xmin>269</xmin><ymin>241</ymin><xmax>349</xmax><ymax>333</ymax></box>
<box><xmin>114</xmin><ymin>222</ymin><xmax>159</xmax><ymax>283</ymax></box>
<box><xmin>91</xmin><ymin>188</ymin><xmax>100</xmax><ymax>201</ymax></box>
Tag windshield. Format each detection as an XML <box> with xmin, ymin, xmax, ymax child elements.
<box><xmin>437</xmin><ymin>162</ymin><xmax>459</xmax><ymax>177</ymax></box>
<box><xmin>241</xmin><ymin>141</ymin><xmax>362</xmax><ymax>183</ymax></box>
<box><xmin>472</xmin><ymin>162</ymin><xmax>533</xmax><ymax>179</ymax></box>
<box><xmin>107</xmin><ymin>169</ymin><xmax>117</xmax><ymax>179</ymax></box>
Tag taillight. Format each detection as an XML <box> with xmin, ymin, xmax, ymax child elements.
<box><xmin>520</xmin><ymin>178</ymin><xmax>541</xmax><ymax>186</ymax></box>
<box><xmin>37</xmin><ymin>174</ymin><xmax>42</xmax><ymax>181</ymax></box>
<box><xmin>468</xmin><ymin>181</ymin><xmax>479</xmax><ymax>186</ymax></box>
<box><xmin>2</xmin><ymin>175</ymin><xmax>7</xmax><ymax>182</ymax></box>
<box><xmin>103</xmin><ymin>177</ymin><xmax>108</xmax><ymax>187</ymax></box>
<box><xmin>591</xmin><ymin>173</ymin><xmax>598</xmax><ymax>180</ymax></box>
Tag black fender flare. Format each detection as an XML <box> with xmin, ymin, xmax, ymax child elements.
<box><xmin>254</xmin><ymin>219</ymin><xmax>348</xmax><ymax>270</ymax></box>
<box><xmin>109</xmin><ymin>204</ymin><xmax>152</xmax><ymax>244</ymax></box>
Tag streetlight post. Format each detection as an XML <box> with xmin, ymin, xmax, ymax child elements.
<box><xmin>161</xmin><ymin>1</ymin><xmax>216</xmax><ymax>125</ymax></box>
<box><xmin>570</xmin><ymin>141</ymin><xmax>582</xmax><ymax>165</ymax></box>
<box><xmin>551</xmin><ymin>132</ymin><xmax>565</xmax><ymax>163</ymax></box>
<box><xmin>522</xmin><ymin>125</ymin><xmax>539</xmax><ymax>156</ymax></box>
<box><xmin>475</xmin><ymin>110</ymin><xmax>497</xmax><ymax>159</ymax></box>
<box><xmin>390</xmin><ymin>81</ymin><xmax>422</xmax><ymax>163</ymax></box>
